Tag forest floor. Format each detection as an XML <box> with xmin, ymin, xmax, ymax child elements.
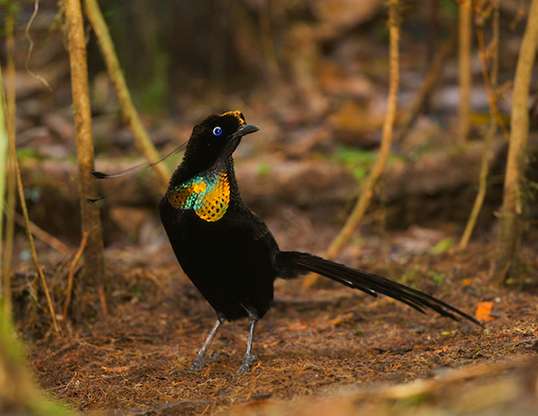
<box><xmin>8</xmin><ymin>5</ymin><xmax>538</xmax><ymax>413</ymax></box>
<box><xmin>24</xmin><ymin>227</ymin><xmax>538</xmax><ymax>416</ymax></box>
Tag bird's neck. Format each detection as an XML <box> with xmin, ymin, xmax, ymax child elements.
<box><xmin>169</xmin><ymin>157</ymin><xmax>236</xmax><ymax>190</ymax></box>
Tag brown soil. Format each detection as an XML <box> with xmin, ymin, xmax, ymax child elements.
<box><xmin>27</xmin><ymin>233</ymin><xmax>538</xmax><ymax>415</ymax></box>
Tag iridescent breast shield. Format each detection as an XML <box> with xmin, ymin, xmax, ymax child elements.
<box><xmin>167</xmin><ymin>169</ymin><xmax>230</xmax><ymax>222</ymax></box>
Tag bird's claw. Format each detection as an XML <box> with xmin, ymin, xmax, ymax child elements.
<box><xmin>238</xmin><ymin>353</ymin><xmax>256</xmax><ymax>374</ymax></box>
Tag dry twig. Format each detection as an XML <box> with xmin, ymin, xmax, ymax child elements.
<box><xmin>304</xmin><ymin>0</ymin><xmax>400</xmax><ymax>287</ymax></box>
<box><xmin>84</xmin><ymin>0</ymin><xmax>170</xmax><ymax>192</ymax></box>
<box><xmin>13</xmin><ymin>213</ymin><xmax>71</xmax><ymax>255</ymax></box>
<box><xmin>24</xmin><ymin>0</ymin><xmax>52</xmax><ymax>90</ymax></box>
<box><xmin>459</xmin><ymin>1</ymin><xmax>500</xmax><ymax>250</ymax></box>
<box><xmin>63</xmin><ymin>232</ymin><xmax>88</xmax><ymax>320</ymax></box>
<box><xmin>397</xmin><ymin>36</ymin><xmax>454</xmax><ymax>142</ymax></box>
<box><xmin>0</xmin><ymin>69</ymin><xmax>59</xmax><ymax>333</ymax></box>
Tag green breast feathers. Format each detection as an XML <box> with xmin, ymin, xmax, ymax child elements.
<box><xmin>167</xmin><ymin>170</ymin><xmax>230</xmax><ymax>222</ymax></box>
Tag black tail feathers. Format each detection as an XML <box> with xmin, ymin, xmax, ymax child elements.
<box><xmin>276</xmin><ymin>251</ymin><xmax>482</xmax><ymax>327</ymax></box>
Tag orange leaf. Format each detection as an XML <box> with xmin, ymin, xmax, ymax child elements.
<box><xmin>475</xmin><ymin>301</ymin><xmax>494</xmax><ymax>322</ymax></box>
<box><xmin>287</xmin><ymin>321</ymin><xmax>309</xmax><ymax>331</ymax></box>
<box><xmin>101</xmin><ymin>365</ymin><xmax>130</xmax><ymax>374</ymax></box>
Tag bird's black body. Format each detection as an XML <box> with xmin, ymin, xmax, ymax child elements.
<box><xmin>160</xmin><ymin>163</ymin><xmax>278</xmax><ymax>321</ymax></box>
<box><xmin>157</xmin><ymin>110</ymin><xmax>481</xmax><ymax>372</ymax></box>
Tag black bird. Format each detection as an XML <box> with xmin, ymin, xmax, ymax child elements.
<box><xmin>156</xmin><ymin>110</ymin><xmax>480</xmax><ymax>373</ymax></box>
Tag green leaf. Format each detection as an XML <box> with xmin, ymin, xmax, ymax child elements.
<box><xmin>429</xmin><ymin>271</ymin><xmax>445</xmax><ymax>285</ymax></box>
<box><xmin>430</xmin><ymin>238</ymin><xmax>454</xmax><ymax>255</ymax></box>
<box><xmin>256</xmin><ymin>162</ymin><xmax>271</xmax><ymax>176</ymax></box>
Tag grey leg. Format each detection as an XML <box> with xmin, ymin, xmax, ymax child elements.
<box><xmin>191</xmin><ymin>318</ymin><xmax>223</xmax><ymax>371</ymax></box>
<box><xmin>238</xmin><ymin>317</ymin><xmax>258</xmax><ymax>374</ymax></box>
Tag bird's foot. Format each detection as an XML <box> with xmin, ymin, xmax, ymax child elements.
<box><xmin>238</xmin><ymin>353</ymin><xmax>256</xmax><ymax>374</ymax></box>
<box><xmin>191</xmin><ymin>354</ymin><xmax>206</xmax><ymax>371</ymax></box>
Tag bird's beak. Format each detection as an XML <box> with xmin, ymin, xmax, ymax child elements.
<box><xmin>234</xmin><ymin>124</ymin><xmax>259</xmax><ymax>138</ymax></box>
<box><xmin>220</xmin><ymin>124</ymin><xmax>260</xmax><ymax>161</ymax></box>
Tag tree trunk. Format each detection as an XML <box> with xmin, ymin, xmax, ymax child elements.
<box><xmin>492</xmin><ymin>0</ymin><xmax>538</xmax><ymax>284</ymax></box>
<box><xmin>63</xmin><ymin>0</ymin><xmax>106</xmax><ymax>313</ymax></box>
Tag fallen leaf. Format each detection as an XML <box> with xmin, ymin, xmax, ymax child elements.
<box><xmin>475</xmin><ymin>301</ymin><xmax>495</xmax><ymax>322</ymax></box>
<box><xmin>287</xmin><ymin>321</ymin><xmax>309</xmax><ymax>331</ymax></box>
<box><xmin>101</xmin><ymin>366</ymin><xmax>130</xmax><ymax>374</ymax></box>
<box><xmin>328</xmin><ymin>312</ymin><xmax>354</xmax><ymax>327</ymax></box>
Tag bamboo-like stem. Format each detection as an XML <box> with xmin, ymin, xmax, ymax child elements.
<box><xmin>63</xmin><ymin>0</ymin><xmax>106</xmax><ymax>310</ymax></box>
<box><xmin>397</xmin><ymin>36</ymin><xmax>454</xmax><ymax>142</ymax></box>
<box><xmin>304</xmin><ymin>0</ymin><xmax>400</xmax><ymax>287</ymax></box>
<box><xmin>492</xmin><ymin>0</ymin><xmax>538</xmax><ymax>283</ymax></box>
<box><xmin>459</xmin><ymin>1</ymin><xmax>499</xmax><ymax>250</ymax></box>
<box><xmin>2</xmin><ymin>3</ymin><xmax>18</xmax><ymax>320</ymax></box>
<box><xmin>84</xmin><ymin>0</ymin><xmax>169</xmax><ymax>193</ymax></box>
<box><xmin>0</xmin><ymin>67</ymin><xmax>59</xmax><ymax>333</ymax></box>
<box><xmin>458</xmin><ymin>0</ymin><xmax>472</xmax><ymax>144</ymax></box>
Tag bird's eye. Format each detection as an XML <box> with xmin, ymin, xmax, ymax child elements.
<box><xmin>212</xmin><ymin>126</ymin><xmax>223</xmax><ymax>137</ymax></box>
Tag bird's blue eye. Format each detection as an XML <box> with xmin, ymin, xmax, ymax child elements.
<box><xmin>212</xmin><ymin>126</ymin><xmax>223</xmax><ymax>137</ymax></box>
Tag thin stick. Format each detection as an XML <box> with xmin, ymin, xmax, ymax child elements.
<box><xmin>458</xmin><ymin>0</ymin><xmax>472</xmax><ymax>144</ymax></box>
<box><xmin>493</xmin><ymin>0</ymin><xmax>538</xmax><ymax>283</ymax></box>
<box><xmin>13</xmin><ymin>213</ymin><xmax>71</xmax><ymax>255</ymax></box>
<box><xmin>84</xmin><ymin>0</ymin><xmax>170</xmax><ymax>192</ymax></box>
<box><xmin>16</xmin><ymin>167</ymin><xmax>60</xmax><ymax>332</ymax></box>
<box><xmin>24</xmin><ymin>0</ymin><xmax>52</xmax><ymax>91</ymax></box>
<box><xmin>0</xmin><ymin>68</ymin><xmax>59</xmax><ymax>332</ymax></box>
<box><xmin>63</xmin><ymin>0</ymin><xmax>106</xmax><ymax>300</ymax></box>
<box><xmin>304</xmin><ymin>0</ymin><xmax>400</xmax><ymax>287</ymax></box>
<box><xmin>459</xmin><ymin>1</ymin><xmax>499</xmax><ymax>250</ymax></box>
<box><xmin>397</xmin><ymin>36</ymin><xmax>454</xmax><ymax>142</ymax></box>
<box><xmin>474</xmin><ymin>3</ymin><xmax>509</xmax><ymax>139</ymax></box>
<box><xmin>62</xmin><ymin>231</ymin><xmax>88</xmax><ymax>320</ymax></box>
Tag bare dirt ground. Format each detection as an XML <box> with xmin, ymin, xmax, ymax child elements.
<box><xmin>26</xmin><ymin>231</ymin><xmax>538</xmax><ymax>415</ymax></box>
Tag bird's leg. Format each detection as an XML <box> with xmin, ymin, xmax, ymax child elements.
<box><xmin>238</xmin><ymin>316</ymin><xmax>258</xmax><ymax>374</ymax></box>
<box><xmin>191</xmin><ymin>318</ymin><xmax>223</xmax><ymax>371</ymax></box>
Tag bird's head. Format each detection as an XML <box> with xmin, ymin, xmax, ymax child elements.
<box><xmin>91</xmin><ymin>110</ymin><xmax>258</xmax><ymax>185</ymax></box>
<box><xmin>182</xmin><ymin>110</ymin><xmax>259</xmax><ymax>173</ymax></box>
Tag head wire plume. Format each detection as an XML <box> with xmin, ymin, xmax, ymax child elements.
<box><xmin>92</xmin><ymin>141</ymin><xmax>187</xmax><ymax>179</ymax></box>
<box><xmin>88</xmin><ymin>142</ymin><xmax>186</xmax><ymax>203</ymax></box>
